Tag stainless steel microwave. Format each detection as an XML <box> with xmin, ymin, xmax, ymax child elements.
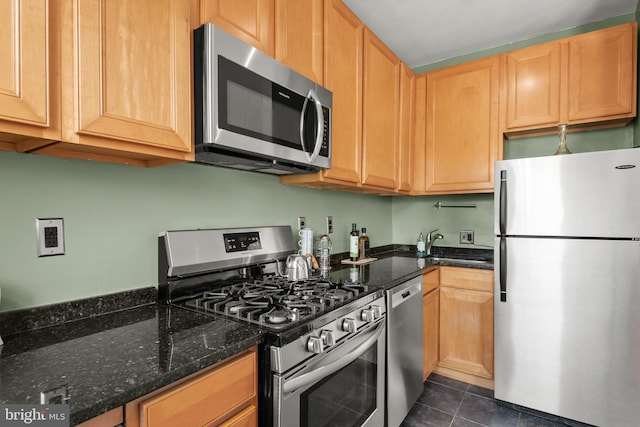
<box><xmin>193</xmin><ymin>24</ymin><xmax>332</xmax><ymax>175</ymax></box>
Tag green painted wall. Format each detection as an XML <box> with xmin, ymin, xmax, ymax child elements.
<box><xmin>2</xmin><ymin>12</ymin><xmax>638</xmax><ymax>312</ymax></box>
<box><xmin>0</xmin><ymin>151</ymin><xmax>392</xmax><ymax>311</ymax></box>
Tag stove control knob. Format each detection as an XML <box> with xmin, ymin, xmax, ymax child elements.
<box><xmin>307</xmin><ymin>336</ymin><xmax>324</xmax><ymax>354</ymax></box>
<box><xmin>342</xmin><ymin>318</ymin><xmax>357</xmax><ymax>334</ymax></box>
<box><xmin>361</xmin><ymin>308</ymin><xmax>375</xmax><ymax>323</ymax></box>
<box><xmin>320</xmin><ymin>330</ymin><xmax>335</xmax><ymax>347</ymax></box>
<box><xmin>371</xmin><ymin>305</ymin><xmax>382</xmax><ymax>319</ymax></box>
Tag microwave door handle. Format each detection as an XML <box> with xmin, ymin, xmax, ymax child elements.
<box><xmin>281</xmin><ymin>320</ymin><xmax>385</xmax><ymax>395</ymax></box>
<box><xmin>300</xmin><ymin>89</ymin><xmax>324</xmax><ymax>163</ymax></box>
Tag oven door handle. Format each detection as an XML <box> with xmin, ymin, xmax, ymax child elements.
<box><xmin>282</xmin><ymin>320</ymin><xmax>385</xmax><ymax>394</ymax></box>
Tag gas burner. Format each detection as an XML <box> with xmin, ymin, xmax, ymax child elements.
<box><xmin>181</xmin><ymin>274</ymin><xmax>369</xmax><ymax>331</ymax></box>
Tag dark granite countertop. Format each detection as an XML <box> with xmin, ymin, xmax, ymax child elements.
<box><xmin>0</xmin><ymin>247</ymin><xmax>491</xmax><ymax>425</ymax></box>
<box><xmin>0</xmin><ymin>303</ymin><xmax>264</xmax><ymax>425</ymax></box>
<box><xmin>329</xmin><ymin>246</ymin><xmax>494</xmax><ymax>291</ymax></box>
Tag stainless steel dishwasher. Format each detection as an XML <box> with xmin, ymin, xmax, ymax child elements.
<box><xmin>386</xmin><ymin>276</ymin><xmax>424</xmax><ymax>427</ymax></box>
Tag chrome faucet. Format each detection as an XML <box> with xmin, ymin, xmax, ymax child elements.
<box><xmin>426</xmin><ymin>229</ymin><xmax>444</xmax><ymax>256</ymax></box>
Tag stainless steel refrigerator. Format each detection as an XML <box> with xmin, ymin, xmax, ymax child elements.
<box><xmin>494</xmin><ymin>148</ymin><xmax>640</xmax><ymax>427</ymax></box>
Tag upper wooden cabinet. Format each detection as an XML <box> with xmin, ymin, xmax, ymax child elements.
<box><xmin>411</xmin><ymin>74</ymin><xmax>427</xmax><ymax>194</ymax></box>
<box><xmin>0</xmin><ymin>0</ymin><xmax>60</xmax><ymax>151</ymax></box>
<box><xmin>199</xmin><ymin>0</ymin><xmax>274</xmax><ymax>56</ymax></box>
<box><xmin>279</xmin><ymin>0</ymin><xmax>363</xmax><ymax>189</ymax></box>
<box><xmin>397</xmin><ymin>63</ymin><xmax>415</xmax><ymax>192</ymax></box>
<box><xmin>1</xmin><ymin>0</ymin><xmax>194</xmax><ymax>166</ymax></box>
<box><xmin>502</xmin><ymin>22</ymin><xmax>637</xmax><ymax>135</ymax></box>
<box><xmin>274</xmin><ymin>0</ymin><xmax>323</xmax><ymax>83</ymax></box>
<box><xmin>425</xmin><ymin>56</ymin><xmax>500</xmax><ymax>194</ymax></box>
<box><xmin>361</xmin><ymin>28</ymin><xmax>400</xmax><ymax>190</ymax></box>
<box><xmin>503</xmin><ymin>41</ymin><xmax>563</xmax><ymax>130</ymax></box>
<box><xmin>568</xmin><ymin>23</ymin><xmax>636</xmax><ymax>123</ymax></box>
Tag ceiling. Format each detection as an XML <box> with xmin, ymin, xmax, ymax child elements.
<box><xmin>342</xmin><ymin>0</ymin><xmax>638</xmax><ymax>69</ymax></box>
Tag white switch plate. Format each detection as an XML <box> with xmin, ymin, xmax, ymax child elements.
<box><xmin>36</xmin><ymin>218</ymin><xmax>65</xmax><ymax>257</ymax></box>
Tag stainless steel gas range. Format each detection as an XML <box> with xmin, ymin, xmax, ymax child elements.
<box><xmin>158</xmin><ymin>226</ymin><xmax>386</xmax><ymax>427</ymax></box>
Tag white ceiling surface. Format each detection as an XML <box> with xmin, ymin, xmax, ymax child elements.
<box><xmin>343</xmin><ymin>0</ymin><xmax>638</xmax><ymax>69</ymax></box>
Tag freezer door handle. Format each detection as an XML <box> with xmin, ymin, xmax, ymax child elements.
<box><xmin>499</xmin><ymin>237</ymin><xmax>507</xmax><ymax>302</ymax></box>
<box><xmin>499</xmin><ymin>170</ymin><xmax>507</xmax><ymax>235</ymax></box>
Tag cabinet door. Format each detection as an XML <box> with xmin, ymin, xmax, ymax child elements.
<box><xmin>412</xmin><ymin>74</ymin><xmax>427</xmax><ymax>194</ymax></box>
<box><xmin>200</xmin><ymin>0</ymin><xmax>274</xmax><ymax>56</ymax></box>
<box><xmin>423</xmin><ymin>288</ymin><xmax>439</xmax><ymax>381</ymax></box>
<box><xmin>397</xmin><ymin>63</ymin><xmax>415</xmax><ymax>192</ymax></box>
<box><xmin>64</xmin><ymin>0</ymin><xmax>192</xmax><ymax>160</ymax></box>
<box><xmin>321</xmin><ymin>0</ymin><xmax>363</xmax><ymax>184</ymax></box>
<box><xmin>275</xmin><ymin>0</ymin><xmax>323</xmax><ymax>83</ymax></box>
<box><xmin>504</xmin><ymin>41</ymin><xmax>562</xmax><ymax>130</ymax></box>
<box><xmin>0</xmin><ymin>0</ymin><xmax>59</xmax><ymax>145</ymax></box>
<box><xmin>426</xmin><ymin>56</ymin><xmax>499</xmax><ymax>194</ymax></box>
<box><xmin>568</xmin><ymin>23</ymin><xmax>636</xmax><ymax>122</ymax></box>
<box><xmin>362</xmin><ymin>28</ymin><xmax>399</xmax><ymax>190</ymax></box>
<box><xmin>439</xmin><ymin>286</ymin><xmax>493</xmax><ymax>378</ymax></box>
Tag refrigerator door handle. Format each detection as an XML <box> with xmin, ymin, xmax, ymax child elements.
<box><xmin>499</xmin><ymin>237</ymin><xmax>507</xmax><ymax>302</ymax></box>
<box><xmin>499</xmin><ymin>170</ymin><xmax>507</xmax><ymax>235</ymax></box>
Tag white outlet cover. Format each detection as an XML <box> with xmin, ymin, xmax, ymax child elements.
<box><xmin>36</xmin><ymin>218</ymin><xmax>65</xmax><ymax>257</ymax></box>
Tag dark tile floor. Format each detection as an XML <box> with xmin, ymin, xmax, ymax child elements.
<box><xmin>400</xmin><ymin>374</ymin><xmax>592</xmax><ymax>427</ymax></box>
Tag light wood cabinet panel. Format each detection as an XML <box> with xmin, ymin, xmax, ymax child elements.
<box><xmin>439</xmin><ymin>285</ymin><xmax>493</xmax><ymax>379</ymax></box>
<box><xmin>0</xmin><ymin>0</ymin><xmax>61</xmax><ymax>147</ymax></box>
<box><xmin>126</xmin><ymin>348</ymin><xmax>257</xmax><ymax>427</ymax></box>
<box><xmin>503</xmin><ymin>22</ymin><xmax>637</xmax><ymax>137</ymax></box>
<box><xmin>279</xmin><ymin>0</ymin><xmax>363</xmax><ymax>189</ymax></box>
<box><xmin>219</xmin><ymin>405</ymin><xmax>257</xmax><ymax>427</ymax></box>
<box><xmin>422</xmin><ymin>267</ymin><xmax>439</xmax><ymax>295</ymax></box>
<box><xmin>423</xmin><ymin>288</ymin><xmax>439</xmax><ymax>381</ymax></box>
<box><xmin>56</xmin><ymin>0</ymin><xmax>192</xmax><ymax>163</ymax></box>
<box><xmin>412</xmin><ymin>74</ymin><xmax>427</xmax><ymax>194</ymax></box>
<box><xmin>275</xmin><ymin>0</ymin><xmax>323</xmax><ymax>83</ymax></box>
<box><xmin>503</xmin><ymin>41</ymin><xmax>563</xmax><ymax>130</ymax></box>
<box><xmin>397</xmin><ymin>63</ymin><xmax>415</xmax><ymax>192</ymax></box>
<box><xmin>568</xmin><ymin>22</ymin><xmax>636</xmax><ymax>123</ymax></box>
<box><xmin>440</xmin><ymin>267</ymin><xmax>493</xmax><ymax>292</ymax></box>
<box><xmin>361</xmin><ymin>28</ymin><xmax>400</xmax><ymax>190</ymax></box>
<box><xmin>425</xmin><ymin>56</ymin><xmax>499</xmax><ymax>194</ymax></box>
<box><xmin>438</xmin><ymin>267</ymin><xmax>494</xmax><ymax>381</ymax></box>
<box><xmin>199</xmin><ymin>0</ymin><xmax>274</xmax><ymax>56</ymax></box>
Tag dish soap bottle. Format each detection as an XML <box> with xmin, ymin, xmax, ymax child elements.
<box><xmin>349</xmin><ymin>223</ymin><xmax>359</xmax><ymax>261</ymax></box>
<box><xmin>358</xmin><ymin>227</ymin><xmax>370</xmax><ymax>260</ymax></box>
<box><xmin>417</xmin><ymin>232</ymin><xmax>426</xmax><ymax>257</ymax></box>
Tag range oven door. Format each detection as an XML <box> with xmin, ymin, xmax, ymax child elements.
<box><xmin>274</xmin><ymin>319</ymin><xmax>386</xmax><ymax>427</ymax></box>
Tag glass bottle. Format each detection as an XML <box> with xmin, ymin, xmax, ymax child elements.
<box><xmin>349</xmin><ymin>223</ymin><xmax>359</xmax><ymax>261</ymax></box>
<box><xmin>358</xmin><ymin>227</ymin><xmax>370</xmax><ymax>260</ymax></box>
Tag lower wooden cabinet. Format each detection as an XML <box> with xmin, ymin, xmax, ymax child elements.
<box><xmin>422</xmin><ymin>268</ymin><xmax>440</xmax><ymax>381</ymax></box>
<box><xmin>423</xmin><ymin>266</ymin><xmax>495</xmax><ymax>389</ymax></box>
<box><xmin>438</xmin><ymin>267</ymin><xmax>494</xmax><ymax>387</ymax></box>
<box><xmin>125</xmin><ymin>347</ymin><xmax>258</xmax><ymax>427</ymax></box>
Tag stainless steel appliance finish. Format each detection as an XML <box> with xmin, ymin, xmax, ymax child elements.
<box><xmin>194</xmin><ymin>24</ymin><xmax>332</xmax><ymax>175</ymax></box>
<box><xmin>494</xmin><ymin>148</ymin><xmax>640</xmax><ymax>427</ymax></box>
<box><xmin>158</xmin><ymin>225</ymin><xmax>386</xmax><ymax>427</ymax></box>
<box><xmin>385</xmin><ymin>276</ymin><xmax>423</xmax><ymax>427</ymax></box>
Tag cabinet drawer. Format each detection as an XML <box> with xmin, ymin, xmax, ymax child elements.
<box><xmin>422</xmin><ymin>267</ymin><xmax>440</xmax><ymax>295</ymax></box>
<box><xmin>218</xmin><ymin>405</ymin><xmax>258</xmax><ymax>427</ymax></box>
<box><xmin>139</xmin><ymin>351</ymin><xmax>257</xmax><ymax>427</ymax></box>
<box><xmin>440</xmin><ymin>267</ymin><xmax>493</xmax><ymax>292</ymax></box>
